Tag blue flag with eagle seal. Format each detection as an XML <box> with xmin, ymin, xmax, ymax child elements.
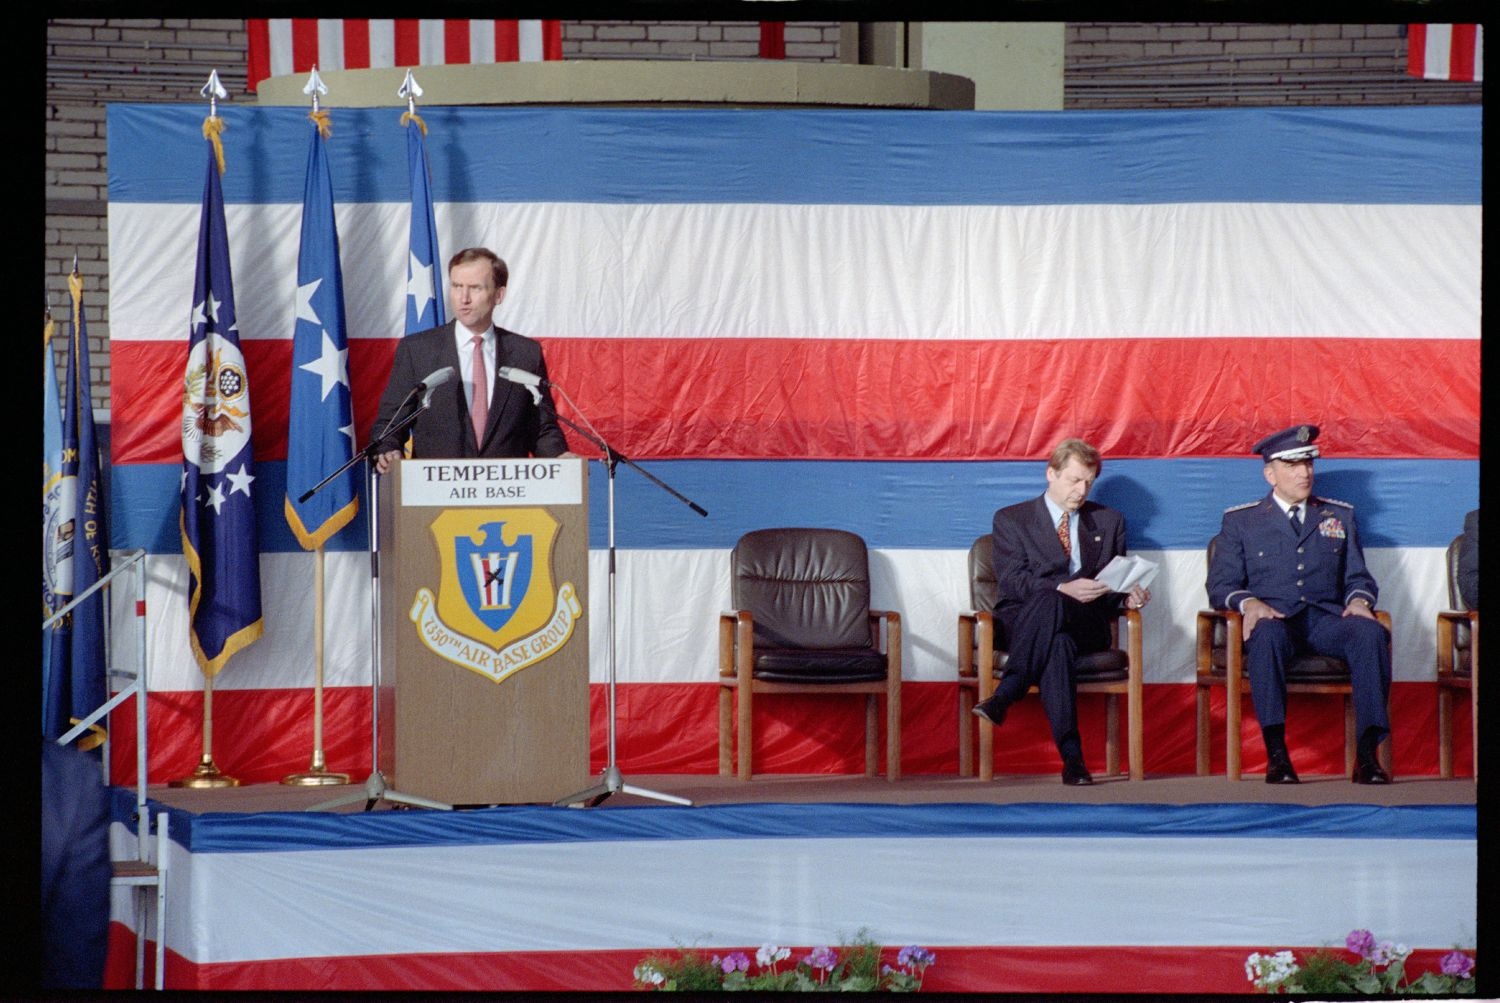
<box><xmin>285</xmin><ymin>112</ymin><xmax>359</xmax><ymax>548</ymax></box>
<box><xmin>43</xmin><ymin>273</ymin><xmax>109</xmax><ymax>745</ymax></box>
<box><xmin>180</xmin><ymin>130</ymin><xmax>264</xmax><ymax>676</ymax></box>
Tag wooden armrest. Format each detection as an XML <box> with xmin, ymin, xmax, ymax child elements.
<box><xmin>1196</xmin><ymin>608</ymin><xmax>1240</xmax><ymax>670</ymax></box>
<box><xmin>868</xmin><ymin>609</ymin><xmax>901</xmax><ymax>659</ymax></box>
<box><xmin>718</xmin><ymin>610</ymin><xmax>753</xmax><ymax>678</ymax></box>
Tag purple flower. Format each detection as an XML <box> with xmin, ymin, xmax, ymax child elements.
<box><xmin>807</xmin><ymin>945</ymin><xmax>838</xmax><ymax>971</ymax></box>
<box><xmin>1345</xmin><ymin>928</ymin><xmax>1376</xmax><ymax>959</ymax></box>
<box><xmin>898</xmin><ymin>945</ymin><xmax>936</xmax><ymax>969</ymax></box>
<box><xmin>720</xmin><ymin>951</ymin><xmax>750</xmax><ymax>974</ymax></box>
<box><xmin>1440</xmin><ymin>950</ymin><xmax>1475</xmax><ymax>977</ymax></box>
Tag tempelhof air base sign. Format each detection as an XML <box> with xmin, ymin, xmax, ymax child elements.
<box><xmin>379</xmin><ymin>458</ymin><xmax>589</xmax><ymax>805</ymax></box>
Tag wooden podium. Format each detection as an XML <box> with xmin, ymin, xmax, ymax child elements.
<box><xmin>377</xmin><ymin>458</ymin><xmax>590</xmax><ymax>805</ymax></box>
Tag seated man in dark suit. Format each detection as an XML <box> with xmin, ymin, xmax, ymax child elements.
<box><xmin>1458</xmin><ymin>507</ymin><xmax>1478</xmax><ymax>610</ymax></box>
<box><xmin>372</xmin><ymin>247</ymin><xmax>572</xmax><ymax>471</ymax></box>
<box><xmin>971</xmin><ymin>438</ymin><xmax>1151</xmax><ymax>785</ymax></box>
<box><xmin>1207</xmin><ymin>423</ymin><xmax>1391</xmax><ymax>785</ymax></box>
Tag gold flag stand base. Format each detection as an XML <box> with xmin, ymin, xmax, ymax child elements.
<box><xmin>281</xmin><ymin>770</ymin><xmax>351</xmax><ymax>786</ymax></box>
<box><xmin>282</xmin><ymin>757</ymin><xmax>350</xmax><ymax>787</ymax></box>
<box><xmin>170</xmin><ymin>757</ymin><xmax>240</xmax><ymax>789</ymax></box>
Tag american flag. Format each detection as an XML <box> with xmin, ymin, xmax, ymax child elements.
<box><xmin>1407</xmin><ymin>24</ymin><xmax>1483</xmax><ymax>82</ymax></box>
<box><xmin>247</xmin><ymin>19</ymin><xmax>562</xmax><ymax>92</ymax></box>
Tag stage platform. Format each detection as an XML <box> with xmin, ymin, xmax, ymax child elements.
<box><xmin>106</xmin><ymin>770</ymin><xmax>1477</xmax><ymax>993</ymax></box>
<box><xmin>142</xmin><ymin>769</ymin><xmax>1478</xmax><ymax>813</ymax></box>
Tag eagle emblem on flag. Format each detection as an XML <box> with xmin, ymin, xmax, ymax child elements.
<box><xmin>182</xmin><ymin>344</ymin><xmax>252</xmax><ymax>465</ymax></box>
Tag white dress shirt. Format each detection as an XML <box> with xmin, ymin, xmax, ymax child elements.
<box><xmin>453</xmin><ymin>321</ymin><xmax>496</xmax><ymax>411</ymax></box>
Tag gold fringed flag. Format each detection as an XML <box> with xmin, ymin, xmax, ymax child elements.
<box><xmin>181</xmin><ymin>119</ymin><xmax>264</xmax><ymax>675</ymax></box>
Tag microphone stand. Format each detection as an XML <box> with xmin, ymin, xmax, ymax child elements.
<box><xmin>522</xmin><ymin>378</ymin><xmax>704</xmax><ymax>808</ymax></box>
<box><xmin>305</xmin><ymin>390</ymin><xmax>451</xmax><ymax>812</ymax></box>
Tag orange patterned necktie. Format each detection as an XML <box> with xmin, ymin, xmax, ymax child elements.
<box><xmin>1057</xmin><ymin>510</ymin><xmax>1071</xmax><ymax>559</ymax></box>
<box><xmin>469</xmin><ymin>335</ymin><xmax>489</xmax><ymax>444</ymax></box>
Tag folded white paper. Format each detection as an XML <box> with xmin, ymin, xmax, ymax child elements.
<box><xmin>1095</xmin><ymin>554</ymin><xmax>1159</xmax><ymax>593</ymax></box>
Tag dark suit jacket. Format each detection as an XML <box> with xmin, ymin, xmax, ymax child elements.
<box><xmin>371</xmin><ymin>322</ymin><xmax>568</xmax><ymax>459</ymax></box>
<box><xmin>990</xmin><ymin>496</ymin><xmax>1128</xmax><ymax>622</ymax></box>
<box><xmin>42</xmin><ymin>740</ymin><xmax>110</xmax><ymax>988</ymax></box>
<box><xmin>1207</xmin><ymin>492</ymin><xmax>1378</xmax><ymax>617</ymax></box>
<box><xmin>1458</xmin><ymin>507</ymin><xmax>1478</xmax><ymax>610</ymax></box>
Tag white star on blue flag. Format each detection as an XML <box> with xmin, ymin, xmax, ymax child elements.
<box><xmin>285</xmin><ymin>116</ymin><xmax>360</xmax><ymax>550</ymax></box>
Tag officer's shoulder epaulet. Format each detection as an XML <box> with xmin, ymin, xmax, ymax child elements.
<box><xmin>1318</xmin><ymin>497</ymin><xmax>1354</xmax><ymax>509</ymax></box>
<box><xmin>1223</xmin><ymin>500</ymin><xmax>1258</xmax><ymax>513</ymax></box>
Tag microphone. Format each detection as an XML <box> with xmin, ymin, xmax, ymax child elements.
<box><xmin>417</xmin><ymin>366</ymin><xmax>455</xmax><ymax>392</ymax></box>
<box><xmin>497</xmin><ymin>366</ymin><xmax>549</xmax><ymax>388</ymax></box>
<box><xmin>417</xmin><ymin>366</ymin><xmax>455</xmax><ymax>407</ymax></box>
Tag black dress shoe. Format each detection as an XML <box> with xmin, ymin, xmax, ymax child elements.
<box><xmin>1352</xmin><ymin>760</ymin><xmax>1391</xmax><ymax>785</ymax></box>
<box><xmin>1061</xmin><ymin>759</ymin><xmax>1094</xmax><ymax>786</ymax></box>
<box><xmin>1265</xmin><ymin>757</ymin><xmax>1300</xmax><ymax>785</ymax></box>
<box><xmin>971</xmin><ymin>696</ymin><xmax>1007</xmax><ymax>728</ymax></box>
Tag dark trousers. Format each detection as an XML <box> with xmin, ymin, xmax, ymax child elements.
<box><xmin>1244</xmin><ymin>606</ymin><xmax>1392</xmax><ymax>741</ymax></box>
<box><xmin>42</xmin><ymin>740</ymin><xmax>111</xmax><ymax>989</ymax></box>
<box><xmin>995</xmin><ymin>590</ymin><xmax>1113</xmax><ymax>762</ymax></box>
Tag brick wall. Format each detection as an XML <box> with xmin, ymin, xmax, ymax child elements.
<box><xmin>564</xmin><ymin>20</ymin><xmax>841</xmax><ymax>61</ymax></box>
<box><xmin>1066</xmin><ymin>23</ymin><xmax>1482</xmax><ymax>107</ymax></box>
<box><xmin>46</xmin><ymin>19</ymin><xmax>249</xmax><ymax>409</ymax></box>
<box><xmin>45</xmin><ymin>19</ymin><xmax>1481</xmax><ymax>409</ymax></box>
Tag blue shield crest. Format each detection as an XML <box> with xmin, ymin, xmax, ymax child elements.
<box><xmin>454</xmin><ymin>521</ymin><xmax>535</xmax><ymax>633</ymax></box>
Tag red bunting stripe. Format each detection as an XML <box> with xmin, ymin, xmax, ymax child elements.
<box><xmin>110</xmin><ymin>337</ymin><xmax>1480</xmax><ymax>466</ymax></box>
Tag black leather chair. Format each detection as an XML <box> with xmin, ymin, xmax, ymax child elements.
<box><xmin>718</xmin><ymin>528</ymin><xmax>902</xmax><ymax>781</ymax></box>
<box><xmin>1436</xmin><ymin>533</ymin><xmax>1478</xmax><ymax>779</ymax></box>
<box><xmin>1195</xmin><ymin>535</ymin><xmax>1392</xmax><ymax>780</ymax></box>
<box><xmin>956</xmin><ymin>534</ymin><xmax>1143</xmax><ymax>781</ymax></box>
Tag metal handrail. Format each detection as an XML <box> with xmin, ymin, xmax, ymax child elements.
<box><xmin>47</xmin><ymin>548</ymin><xmax>153</xmax><ymax>856</ymax></box>
<box><xmin>42</xmin><ymin>547</ymin><xmax>145</xmax><ymax>630</ymax></box>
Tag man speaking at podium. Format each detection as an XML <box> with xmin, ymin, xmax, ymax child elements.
<box><xmin>372</xmin><ymin>247</ymin><xmax>571</xmax><ymax>471</ymax></box>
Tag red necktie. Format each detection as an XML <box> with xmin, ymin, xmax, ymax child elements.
<box><xmin>469</xmin><ymin>335</ymin><xmax>489</xmax><ymax>444</ymax></box>
<box><xmin>1057</xmin><ymin>510</ymin><xmax>1071</xmax><ymax>559</ymax></box>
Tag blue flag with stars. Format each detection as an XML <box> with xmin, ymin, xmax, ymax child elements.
<box><xmin>404</xmin><ymin>115</ymin><xmax>446</xmax><ymax>334</ymax></box>
<box><xmin>44</xmin><ymin>273</ymin><xmax>109</xmax><ymax>746</ymax></box>
<box><xmin>285</xmin><ymin>115</ymin><xmax>359</xmax><ymax>548</ymax></box>
<box><xmin>181</xmin><ymin>133</ymin><xmax>264</xmax><ymax>676</ymax></box>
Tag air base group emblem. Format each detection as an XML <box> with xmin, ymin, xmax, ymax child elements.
<box><xmin>409</xmin><ymin>508</ymin><xmax>582</xmax><ymax>683</ymax></box>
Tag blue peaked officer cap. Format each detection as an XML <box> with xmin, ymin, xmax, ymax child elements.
<box><xmin>1253</xmin><ymin>423</ymin><xmax>1320</xmax><ymax>462</ymax></box>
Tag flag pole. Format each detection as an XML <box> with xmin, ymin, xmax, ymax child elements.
<box><xmin>171</xmin><ymin>69</ymin><xmax>247</xmax><ymax>790</ymax></box>
<box><xmin>282</xmin><ymin>65</ymin><xmax>349</xmax><ymax>786</ymax></box>
<box><xmin>172</xmin><ymin>671</ymin><xmax>240</xmax><ymax>788</ymax></box>
<box><xmin>283</xmin><ymin>546</ymin><xmax>349</xmax><ymax>785</ymax></box>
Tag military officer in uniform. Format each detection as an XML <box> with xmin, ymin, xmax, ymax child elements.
<box><xmin>1207</xmin><ymin>424</ymin><xmax>1392</xmax><ymax>785</ymax></box>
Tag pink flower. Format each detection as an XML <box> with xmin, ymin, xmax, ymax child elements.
<box><xmin>1345</xmin><ymin>928</ymin><xmax>1376</xmax><ymax>959</ymax></box>
<box><xmin>1440</xmin><ymin>950</ymin><xmax>1475</xmax><ymax>977</ymax></box>
<box><xmin>719</xmin><ymin>950</ymin><xmax>750</xmax><ymax>974</ymax></box>
<box><xmin>807</xmin><ymin>945</ymin><xmax>838</xmax><ymax>971</ymax></box>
